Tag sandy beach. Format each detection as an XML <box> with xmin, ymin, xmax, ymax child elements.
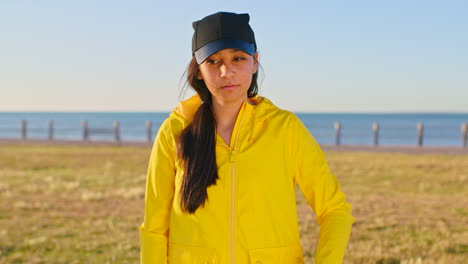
<box><xmin>1</xmin><ymin>138</ymin><xmax>467</xmax><ymax>155</ymax></box>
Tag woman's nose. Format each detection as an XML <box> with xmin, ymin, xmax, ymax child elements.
<box><xmin>219</xmin><ymin>63</ymin><xmax>234</xmax><ymax>78</ymax></box>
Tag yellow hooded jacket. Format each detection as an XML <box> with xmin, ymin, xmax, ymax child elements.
<box><xmin>140</xmin><ymin>95</ymin><xmax>354</xmax><ymax>263</ymax></box>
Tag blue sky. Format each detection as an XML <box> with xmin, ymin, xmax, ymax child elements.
<box><xmin>1</xmin><ymin>0</ymin><xmax>467</xmax><ymax>112</ymax></box>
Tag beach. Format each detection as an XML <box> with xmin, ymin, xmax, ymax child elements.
<box><xmin>2</xmin><ymin>138</ymin><xmax>468</xmax><ymax>155</ymax></box>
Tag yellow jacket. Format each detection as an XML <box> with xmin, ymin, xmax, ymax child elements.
<box><xmin>140</xmin><ymin>95</ymin><xmax>353</xmax><ymax>263</ymax></box>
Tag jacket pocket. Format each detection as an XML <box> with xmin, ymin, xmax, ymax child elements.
<box><xmin>168</xmin><ymin>244</ymin><xmax>219</xmax><ymax>264</ymax></box>
<box><xmin>248</xmin><ymin>244</ymin><xmax>304</xmax><ymax>264</ymax></box>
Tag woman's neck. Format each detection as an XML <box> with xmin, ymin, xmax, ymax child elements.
<box><xmin>211</xmin><ymin>98</ymin><xmax>246</xmax><ymax>146</ymax></box>
<box><xmin>213</xmin><ymin>99</ymin><xmax>244</xmax><ymax>127</ymax></box>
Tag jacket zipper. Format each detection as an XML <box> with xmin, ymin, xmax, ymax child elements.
<box><xmin>230</xmin><ymin>150</ymin><xmax>236</xmax><ymax>264</ymax></box>
<box><xmin>229</xmin><ymin>103</ymin><xmax>246</xmax><ymax>264</ymax></box>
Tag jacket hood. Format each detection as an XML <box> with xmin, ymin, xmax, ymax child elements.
<box><xmin>170</xmin><ymin>94</ymin><xmax>281</xmax><ymax>144</ymax></box>
<box><xmin>170</xmin><ymin>94</ymin><xmax>280</xmax><ymax>124</ymax></box>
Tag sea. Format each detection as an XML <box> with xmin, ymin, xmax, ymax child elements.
<box><xmin>0</xmin><ymin>112</ymin><xmax>467</xmax><ymax>147</ymax></box>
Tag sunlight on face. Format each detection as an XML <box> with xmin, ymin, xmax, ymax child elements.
<box><xmin>198</xmin><ymin>49</ymin><xmax>258</xmax><ymax>107</ymax></box>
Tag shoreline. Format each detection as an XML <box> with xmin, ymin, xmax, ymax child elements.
<box><xmin>320</xmin><ymin>144</ymin><xmax>468</xmax><ymax>155</ymax></box>
<box><xmin>1</xmin><ymin>138</ymin><xmax>467</xmax><ymax>155</ymax></box>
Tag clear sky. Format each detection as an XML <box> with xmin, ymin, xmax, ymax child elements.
<box><xmin>1</xmin><ymin>0</ymin><xmax>467</xmax><ymax>113</ymax></box>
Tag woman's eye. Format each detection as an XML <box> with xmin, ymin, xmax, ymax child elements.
<box><xmin>234</xmin><ymin>57</ymin><xmax>246</xmax><ymax>61</ymax></box>
<box><xmin>206</xmin><ymin>59</ymin><xmax>218</xmax><ymax>64</ymax></box>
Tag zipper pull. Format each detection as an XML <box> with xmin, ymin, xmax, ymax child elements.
<box><xmin>229</xmin><ymin>150</ymin><xmax>236</xmax><ymax>163</ymax></box>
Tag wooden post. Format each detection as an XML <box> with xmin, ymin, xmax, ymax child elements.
<box><xmin>146</xmin><ymin>121</ymin><xmax>153</xmax><ymax>144</ymax></box>
<box><xmin>114</xmin><ymin>121</ymin><xmax>120</xmax><ymax>143</ymax></box>
<box><xmin>21</xmin><ymin>120</ymin><xmax>27</xmax><ymax>140</ymax></box>
<box><xmin>334</xmin><ymin>122</ymin><xmax>341</xmax><ymax>146</ymax></box>
<box><xmin>462</xmin><ymin>123</ymin><xmax>467</xmax><ymax>148</ymax></box>
<box><xmin>82</xmin><ymin>120</ymin><xmax>89</xmax><ymax>141</ymax></box>
<box><xmin>48</xmin><ymin>120</ymin><xmax>54</xmax><ymax>140</ymax></box>
<box><xmin>417</xmin><ymin>122</ymin><xmax>424</xmax><ymax>147</ymax></box>
<box><xmin>373</xmin><ymin>122</ymin><xmax>379</xmax><ymax>146</ymax></box>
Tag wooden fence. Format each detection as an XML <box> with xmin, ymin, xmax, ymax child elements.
<box><xmin>332</xmin><ymin>121</ymin><xmax>467</xmax><ymax>147</ymax></box>
<box><xmin>15</xmin><ymin>120</ymin><xmax>154</xmax><ymax>144</ymax></box>
<box><xmin>4</xmin><ymin>120</ymin><xmax>468</xmax><ymax>147</ymax></box>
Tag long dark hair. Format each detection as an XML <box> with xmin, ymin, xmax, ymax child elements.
<box><xmin>177</xmin><ymin>55</ymin><xmax>259</xmax><ymax>214</ymax></box>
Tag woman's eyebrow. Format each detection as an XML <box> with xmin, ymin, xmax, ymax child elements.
<box><xmin>207</xmin><ymin>49</ymin><xmax>245</xmax><ymax>59</ymax></box>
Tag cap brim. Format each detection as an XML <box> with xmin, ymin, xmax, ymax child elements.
<box><xmin>194</xmin><ymin>39</ymin><xmax>255</xmax><ymax>64</ymax></box>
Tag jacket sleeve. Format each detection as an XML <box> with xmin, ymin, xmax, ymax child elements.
<box><xmin>289</xmin><ymin>115</ymin><xmax>354</xmax><ymax>264</ymax></box>
<box><xmin>140</xmin><ymin>119</ymin><xmax>176</xmax><ymax>264</ymax></box>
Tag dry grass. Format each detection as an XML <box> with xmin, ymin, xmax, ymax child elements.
<box><xmin>298</xmin><ymin>151</ymin><xmax>468</xmax><ymax>264</ymax></box>
<box><xmin>0</xmin><ymin>144</ymin><xmax>467</xmax><ymax>263</ymax></box>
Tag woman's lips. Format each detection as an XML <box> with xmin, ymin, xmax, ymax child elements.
<box><xmin>222</xmin><ymin>85</ymin><xmax>237</xmax><ymax>90</ymax></box>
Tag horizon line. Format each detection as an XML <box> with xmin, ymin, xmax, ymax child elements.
<box><xmin>0</xmin><ymin>110</ymin><xmax>467</xmax><ymax>115</ymax></box>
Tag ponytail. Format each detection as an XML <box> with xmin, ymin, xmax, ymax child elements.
<box><xmin>177</xmin><ymin>58</ymin><xmax>218</xmax><ymax>214</ymax></box>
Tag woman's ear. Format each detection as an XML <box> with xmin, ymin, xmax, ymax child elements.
<box><xmin>252</xmin><ymin>52</ymin><xmax>259</xmax><ymax>74</ymax></box>
<box><xmin>196</xmin><ymin>71</ymin><xmax>203</xmax><ymax>80</ymax></box>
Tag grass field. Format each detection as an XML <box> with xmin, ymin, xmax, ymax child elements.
<box><xmin>0</xmin><ymin>144</ymin><xmax>467</xmax><ymax>264</ymax></box>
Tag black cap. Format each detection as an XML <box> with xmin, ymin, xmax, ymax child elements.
<box><xmin>192</xmin><ymin>12</ymin><xmax>257</xmax><ymax>64</ymax></box>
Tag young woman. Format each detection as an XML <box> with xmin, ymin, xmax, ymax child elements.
<box><xmin>140</xmin><ymin>12</ymin><xmax>353</xmax><ymax>264</ymax></box>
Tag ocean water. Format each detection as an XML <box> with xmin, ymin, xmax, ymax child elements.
<box><xmin>0</xmin><ymin>112</ymin><xmax>467</xmax><ymax>147</ymax></box>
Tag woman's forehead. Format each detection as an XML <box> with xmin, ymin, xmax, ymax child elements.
<box><xmin>209</xmin><ymin>48</ymin><xmax>249</xmax><ymax>57</ymax></box>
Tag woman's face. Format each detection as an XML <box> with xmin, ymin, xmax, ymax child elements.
<box><xmin>197</xmin><ymin>48</ymin><xmax>258</xmax><ymax>107</ymax></box>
